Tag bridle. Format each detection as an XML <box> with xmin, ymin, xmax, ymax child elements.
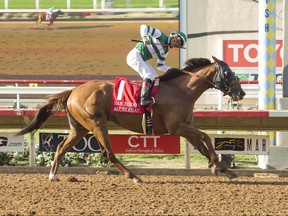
<box><xmin>191</xmin><ymin>62</ymin><xmax>240</xmax><ymax>96</ymax></box>
<box><xmin>211</xmin><ymin>63</ymin><xmax>240</xmax><ymax>96</ymax></box>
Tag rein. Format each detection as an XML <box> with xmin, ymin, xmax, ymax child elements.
<box><xmin>188</xmin><ymin>63</ymin><xmax>238</xmax><ymax>96</ymax></box>
<box><xmin>186</xmin><ymin>63</ymin><xmax>221</xmax><ymax>88</ymax></box>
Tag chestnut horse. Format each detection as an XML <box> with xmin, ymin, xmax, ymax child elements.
<box><xmin>35</xmin><ymin>9</ymin><xmax>64</xmax><ymax>27</ymax></box>
<box><xmin>16</xmin><ymin>56</ymin><xmax>245</xmax><ymax>183</ymax></box>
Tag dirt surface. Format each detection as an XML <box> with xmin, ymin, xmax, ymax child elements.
<box><xmin>0</xmin><ymin>20</ymin><xmax>179</xmax><ymax>80</ymax></box>
<box><xmin>0</xmin><ymin>173</ymin><xmax>288</xmax><ymax>215</ymax></box>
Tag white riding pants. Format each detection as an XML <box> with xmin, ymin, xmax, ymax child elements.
<box><xmin>126</xmin><ymin>48</ymin><xmax>158</xmax><ymax>80</ymax></box>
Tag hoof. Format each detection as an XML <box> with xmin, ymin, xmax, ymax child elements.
<box><xmin>211</xmin><ymin>167</ymin><xmax>219</xmax><ymax>177</ymax></box>
<box><xmin>49</xmin><ymin>173</ymin><xmax>59</xmax><ymax>181</ymax></box>
<box><xmin>133</xmin><ymin>177</ymin><xmax>143</xmax><ymax>184</ymax></box>
<box><xmin>226</xmin><ymin>171</ymin><xmax>238</xmax><ymax>179</ymax></box>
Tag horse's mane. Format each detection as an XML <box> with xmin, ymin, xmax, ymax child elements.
<box><xmin>159</xmin><ymin>58</ymin><xmax>212</xmax><ymax>81</ymax></box>
<box><xmin>183</xmin><ymin>58</ymin><xmax>212</xmax><ymax>71</ymax></box>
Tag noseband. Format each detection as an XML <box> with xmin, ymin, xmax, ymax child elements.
<box><xmin>212</xmin><ymin>63</ymin><xmax>239</xmax><ymax>96</ymax></box>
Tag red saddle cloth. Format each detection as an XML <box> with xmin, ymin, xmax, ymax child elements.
<box><xmin>111</xmin><ymin>77</ymin><xmax>159</xmax><ymax>114</ymax></box>
<box><xmin>45</xmin><ymin>13</ymin><xmax>51</xmax><ymax>21</ymax></box>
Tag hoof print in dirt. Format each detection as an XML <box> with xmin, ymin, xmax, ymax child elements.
<box><xmin>67</xmin><ymin>176</ymin><xmax>79</xmax><ymax>182</ymax></box>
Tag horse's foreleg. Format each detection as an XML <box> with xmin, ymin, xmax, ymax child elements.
<box><xmin>49</xmin><ymin>128</ymin><xmax>88</xmax><ymax>181</ymax></box>
<box><xmin>92</xmin><ymin>125</ymin><xmax>142</xmax><ymax>183</ymax></box>
<box><xmin>201</xmin><ymin>133</ymin><xmax>237</xmax><ymax>179</ymax></box>
<box><xmin>176</xmin><ymin>124</ymin><xmax>237</xmax><ymax>179</ymax></box>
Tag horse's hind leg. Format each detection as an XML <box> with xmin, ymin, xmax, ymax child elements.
<box><xmin>92</xmin><ymin>124</ymin><xmax>142</xmax><ymax>183</ymax></box>
<box><xmin>49</xmin><ymin>126</ymin><xmax>88</xmax><ymax>181</ymax></box>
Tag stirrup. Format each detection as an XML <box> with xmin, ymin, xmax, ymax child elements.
<box><xmin>140</xmin><ymin>97</ymin><xmax>155</xmax><ymax>106</ymax></box>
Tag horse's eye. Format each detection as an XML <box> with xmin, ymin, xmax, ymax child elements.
<box><xmin>224</xmin><ymin>71</ymin><xmax>230</xmax><ymax>78</ymax></box>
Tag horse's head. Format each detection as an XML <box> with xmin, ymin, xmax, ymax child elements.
<box><xmin>49</xmin><ymin>10</ymin><xmax>63</xmax><ymax>24</ymax></box>
<box><xmin>212</xmin><ymin>56</ymin><xmax>246</xmax><ymax>101</ymax></box>
<box><xmin>57</xmin><ymin>10</ymin><xmax>64</xmax><ymax>15</ymax></box>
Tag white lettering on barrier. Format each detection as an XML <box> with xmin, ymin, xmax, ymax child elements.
<box><xmin>128</xmin><ymin>135</ymin><xmax>161</xmax><ymax>148</ymax></box>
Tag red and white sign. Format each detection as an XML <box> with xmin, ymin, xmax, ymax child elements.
<box><xmin>110</xmin><ymin>134</ymin><xmax>180</xmax><ymax>154</ymax></box>
<box><xmin>223</xmin><ymin>40</ymin><xmax>283</xmax><ymax>67</ymax></box>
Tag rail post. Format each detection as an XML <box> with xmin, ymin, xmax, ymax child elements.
<box><xmin>29</xmin><ymin>132</ymin><xmax>36</xmax><ymax>167</ymax></box>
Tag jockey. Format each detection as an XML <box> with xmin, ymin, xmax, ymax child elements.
<box><xmin>46</xmin><ymin>6</ymin><xmax>55</xmax><ymax>21</ymax></box>
<box><xmin>127</xmin><ymin>24</ymin><xmax>187</xmax><ymax>106</ymax></box>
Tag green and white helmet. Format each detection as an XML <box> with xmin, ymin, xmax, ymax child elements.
<box><xmin>169</xmin><ymin>31</ymin><xmax>187</xmax><ymax>47</ymax></box>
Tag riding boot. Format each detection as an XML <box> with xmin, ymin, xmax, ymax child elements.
<box><xmin>140</xmin><ymin>78</ymin><xmax>154</xmax><ymax>106</ymax></box>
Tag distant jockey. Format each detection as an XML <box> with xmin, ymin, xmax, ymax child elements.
<box><xmin>46</xmin><ymin>6</ymin><xmax>55</xmax><ymax>21</ymax></box>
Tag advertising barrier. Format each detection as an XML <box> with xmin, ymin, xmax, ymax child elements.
<box><xmin>39</xmin><ymin>133</ymin><xmax>180</xmax><ymax>154</ymax></box>
<box><xmin>0</xmin><ymin>132</ymin><xmax>24</xmax><ymax>152</ymax></box>
<box><xmin>189</xmin><ymin>134</ymin><xmax>269</xmax><ymax>155</ymax></box>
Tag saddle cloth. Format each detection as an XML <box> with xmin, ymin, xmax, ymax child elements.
<box><xmin>45</xmin><ymin>13</ymin><xmax>51</xmax><ymax>21</ymax></box>
<box><xmin>111</xmin><ymin>77</ymin><xmax>159</xmax><ymax>114</ymax></box>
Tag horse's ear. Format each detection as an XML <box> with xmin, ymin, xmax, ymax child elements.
<box><xmin>212</xmin><ymin>56</ymin><xmax>219</xmax><ymax>62</ymax></box>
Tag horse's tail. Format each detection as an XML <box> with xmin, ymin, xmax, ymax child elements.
<box><xmin>15</xmin><ymin>89</ymin><xmax>72</xmax><ymax>136</ymax></box>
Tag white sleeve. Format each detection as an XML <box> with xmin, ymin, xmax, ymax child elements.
<box><xmin>157</xmin><ymin>64</ymin><xmax>172</xmax><ymax>72</ymax></box>
<box><xmin>156</xmin><ymin>52</ymin><xmax>171</xmax><ymax>72</ymax></box>
<box><xmin>157</xmin><ymin>58</ymin><xmax>171</xmax><ymax>72</ymax></box>
<box><xmin>140</xmin><ymin>24</ymin><xmax>162</xmax><ymax>39</ymax></box>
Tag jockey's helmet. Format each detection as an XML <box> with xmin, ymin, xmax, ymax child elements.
<box><xmin>169</xmin><ymin>31</ymin><xmax>187</xmax><ymax>47</ymax></box>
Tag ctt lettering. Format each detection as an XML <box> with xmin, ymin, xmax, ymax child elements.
<box><xmin>128</xmin><ymin>136</ymin><xmax>160</xmax><ymax>148</ymax></box>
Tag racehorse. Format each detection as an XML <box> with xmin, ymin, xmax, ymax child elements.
<box><xmin>35</xmin><ymin>9</ymin><xmax>64</xmax><ymax>27</ymax></box>
<box><xmin>16</xmin><ymin>56</ymin><xmax>245</xmax><ymax>183</ymax></box>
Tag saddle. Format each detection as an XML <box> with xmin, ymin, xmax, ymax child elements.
<box><xmin>111</xmin><ymin>77</ymin><xmax>159</xmax><ymax>135</ymax></box>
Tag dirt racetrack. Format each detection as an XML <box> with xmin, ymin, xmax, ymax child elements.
<box><xmin>0</xmin><ymin>20</ymin><xmax>179</xmax><ymax>80</ymax></box>
<box><xmin>0</xmin><ymin>173</ymin><xmax>288</xmax><ymax>215</ymax></box>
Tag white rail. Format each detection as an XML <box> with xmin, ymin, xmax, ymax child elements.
<box><xmin>0</xmin><ymin>86</ymin><xmax>72</xmax><ymax>94</ymax></box>
<box><xmin>0</xmin><ymin>84</ymin><xmax>283</xmax><ymax>109</ymax></box>
<box><xmin>0</xmin><ymin>86</ymin><xmax>72</xmax><ymax>109</ymax></box>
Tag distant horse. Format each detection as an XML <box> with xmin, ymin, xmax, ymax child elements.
<box><xmin>35</xmin><ymin>9</ymin><xmax>64</xmax><ymax>27</ymax></box>
<box><xmin>16</xmin><ymin>56</ymin><xmax>245</xmax><ymax>183</ymax></box>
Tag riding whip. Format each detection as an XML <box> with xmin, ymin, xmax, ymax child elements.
<box><xmin>131</xmin><ymin>39</ymin><xmax>186</xmax><ymax>49</ymax></box>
